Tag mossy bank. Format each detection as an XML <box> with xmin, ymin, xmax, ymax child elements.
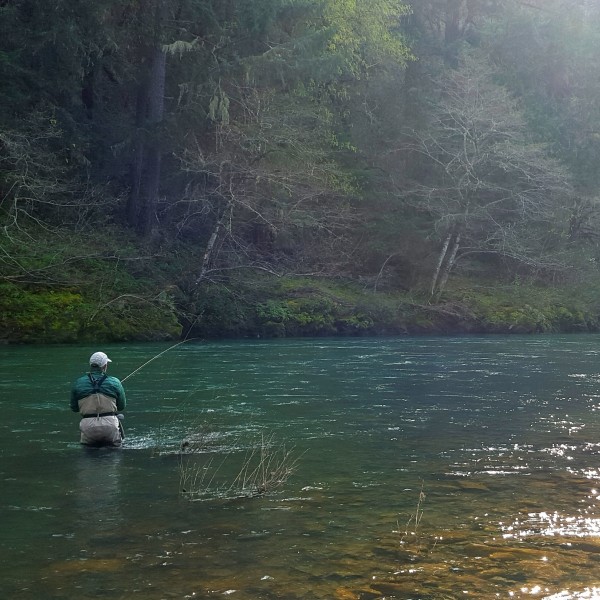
<box><xmin>3</xmin><ymin>273</ymin><xmax>600</xmax><ymax>344</ymax></box>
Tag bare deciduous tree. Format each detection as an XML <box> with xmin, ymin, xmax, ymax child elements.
<box><xmin>173</xmin><ymin>81</ymin><xmax>360</xmax><ymax>288</ymax></box>
<box><xmin>398</xmin><ymin>51</ymin><xmax>574</xmax><ymax>295</ymax></box>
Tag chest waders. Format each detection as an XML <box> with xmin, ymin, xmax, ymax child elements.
<box><xmin>78</xmin><ymin>374</ymin><xmax>124</xmax><ymax>445</ymax></box>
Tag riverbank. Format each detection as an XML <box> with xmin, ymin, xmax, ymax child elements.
<box><xmin>183</xmin><ymin>276</ymin><xmax>600</xmax><ymax>338</ymax></box>
<box><xmin>2</xmin><ymin>273</ymin><xmax>599</xmax><ymax>344</ymax></box>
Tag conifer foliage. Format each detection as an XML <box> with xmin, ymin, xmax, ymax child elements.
<box><xmin>2</xmin><ymin>0</ymin><xmax>600</xmax><ymax>321</ymax></box>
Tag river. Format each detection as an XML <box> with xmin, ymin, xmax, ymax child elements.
<box><xmin>2</xmin><ymin>335</ymin><xmax>600</xmax><ymax>599</ymax></box>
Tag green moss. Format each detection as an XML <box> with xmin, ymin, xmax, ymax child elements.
<box><xmin>0</xmin><ymin>283</ymin><xmax>84</xmax><ymax>343</ymax></box>
<box><xmin>450</xmin><ymin>283</ymin><xmax>598</xmax><ymax>333</ymax></box>
<box><xmin>0</xmin><ymin>225</ymin><xmax>184</xmax><ymax>343</ymax></box>
<box><xmin>0</xmin><ymin>282</ymin><xmax>181</xmax><ymax>343</ymax></box>
<box><xmin>4</xmin><ymin>222</ymin><xmax>600</xmax><ymax>343</ymax></box>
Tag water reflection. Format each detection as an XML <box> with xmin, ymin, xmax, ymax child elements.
<box><xmin>543</xmin><ymin>590</ymin><xmax>600</xmax><ymax>599</ymax></box>
<box><xmin>74</xmin><ymin>448</ymin><xmax>123</xmax><ymax>530</ymax></box>
<box><xmin>504</xmin><ymin>505</ymin><xmax>600</xmax><ymax>540</ymax></box>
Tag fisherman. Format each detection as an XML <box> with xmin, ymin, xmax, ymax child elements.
<box><xmin>70</xmin><ymin>351</ymin><xmax>126</xmax><ymax>447</ymax></box>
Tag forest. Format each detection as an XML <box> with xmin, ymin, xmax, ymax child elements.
<box><xmin>2</xmin><ymin>0</ymin><xmax>600</xmax><ymax>343</ymax></box>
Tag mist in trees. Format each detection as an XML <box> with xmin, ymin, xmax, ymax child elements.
<box><xmin>2</xmin><ymin>0</ymin><xmax>600</xmax><ymax>322</ymax></box>
<box><xmin>403</xmin><ymin>51</ymin><xmax>572</xmax><ymax>295</ymax></box>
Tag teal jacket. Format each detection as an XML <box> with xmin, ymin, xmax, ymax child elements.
<box><xmin>70</xmin><ymin>368</ymin><xmax>127</xmax><ymax>412</ymax></box>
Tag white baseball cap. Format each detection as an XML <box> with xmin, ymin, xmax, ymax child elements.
<box><xmin>89</xmin><ymin>351</ymin><xmax>112</xmax><ymax>367</ymax></box>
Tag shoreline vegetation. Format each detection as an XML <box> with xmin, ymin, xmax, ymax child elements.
<box><xmin>4</xmin><ymin>3</ymin><xmax>600</xmax><ymax>345</ymax></box>
<box><xmin>2</xmin><ymin>265</ymin><xmax>599</xmax><ymax>344</ymax></box>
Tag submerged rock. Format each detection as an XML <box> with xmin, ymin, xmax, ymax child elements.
<box><xmin>48</xmin><ymin>557</ymin><xmax>122</xmax><ymax>574</ymax></box>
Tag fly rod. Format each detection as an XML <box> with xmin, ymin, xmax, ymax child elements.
<box><xmin>121</xmin><ymin>338</ymin><xmax>198</xmax><ymax>382</ymax></box>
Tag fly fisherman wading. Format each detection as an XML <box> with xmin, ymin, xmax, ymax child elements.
<box><xmin>70</xmin><ymin>352</ymin><xmax>126</xmax><ymax>447</ymax></box>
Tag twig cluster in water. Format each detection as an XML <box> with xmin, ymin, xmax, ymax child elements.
<box><xmin>397</xmin><ymin>480</ymin><xmax>427</xmax><ymax>555</ymax></box>
<box><xmin>178</xmin><ymin>427</ymin><xmax>300</xmax><ymax>501</ymax></box>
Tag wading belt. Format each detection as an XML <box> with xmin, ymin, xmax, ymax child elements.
<box><xmin>82</xmin><ymin>411</ymin><xmax>117</xmax><ymax>418</ymax></box>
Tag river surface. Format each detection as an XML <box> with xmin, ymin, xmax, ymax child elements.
<box><xmin>3</xmin><ymin>335</ymin><xmax>600</xmax><ymax>599</ymax></box>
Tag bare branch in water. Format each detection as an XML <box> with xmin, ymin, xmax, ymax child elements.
<box><xmin>178</xmin><ymin>427</ymin><xmax>301</xmax><ymax>501</ymax></box>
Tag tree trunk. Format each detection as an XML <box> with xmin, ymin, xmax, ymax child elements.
<box><xmin>127</xmin><ymin>83</ymin><xmax>148</xmax><ymax>228</ymax></box>
<box><xmin>127</xmin><ymin>0</ymin><xmax>166</xmax><ymax>236</ymax></box>
<box><xmin>445</xmin><ymin>0</ymin><xmax>463</xmax><ymax>44</ymax></box>
<box><xmin>431</xmin><ymin>233</ymin><xmax>453</xmax><ymax>296</ymax></box>
<box><xmin>437</xmin><ymin>233</ymin><xmax>461</xmax><ymax>294</ymax></box>
<box><xmin>444</xmin><ymin>0</ymin><xmax>463</xmax><ymax>67</ymax></box>
<box><xmin>137</xmin><ymin>43</ymin><xmax>166</xmax><ymax>237</ymax></box>
<box><xmin>196</xmin><ymin>198</ymin><xmax>233</xmax><ymax>285</ymax></box>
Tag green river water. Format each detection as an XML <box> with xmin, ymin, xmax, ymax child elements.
<box><xmin>3</xmin><ymin>335</ymin><xmax>600</xmax><ymax>599</ymax></box>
